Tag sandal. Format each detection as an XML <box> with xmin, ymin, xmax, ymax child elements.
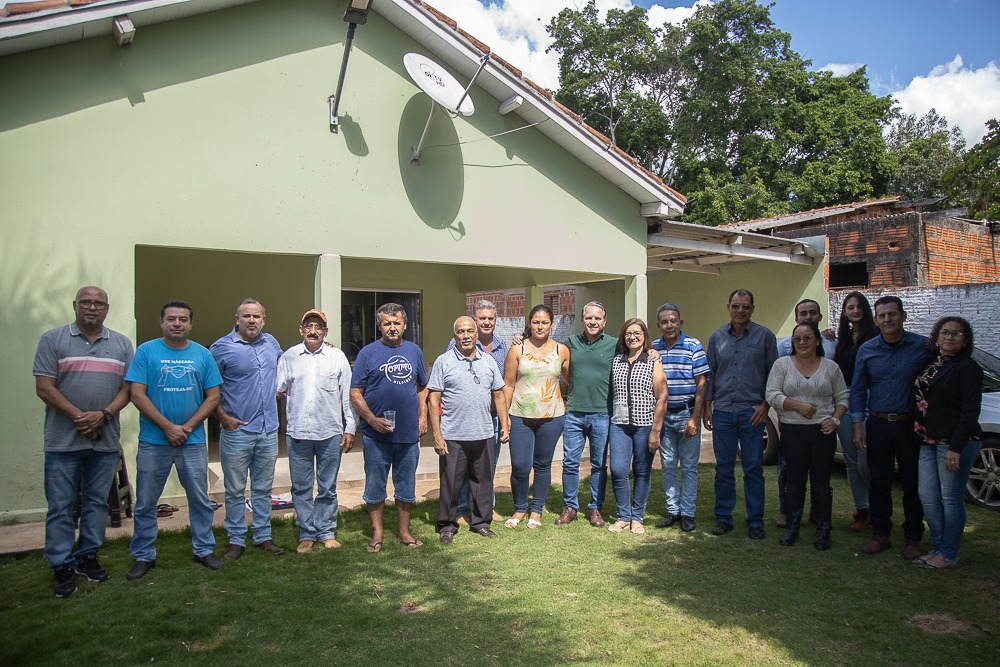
<box><xmin>504</xmin><ymin>514</ymin><xmax>525</xmax><ymax>529</ymax></box>
<box><xmin>397</xmin><ymin>539</ymin><xmax>424</xmax><ymax>549</ymax></box>
<box><xmin>631</xmin><ymin>522</ymin><xmax>646</xmax><ymax>534</ymax></box>
<box><xmin>366</xmin><ymin>540</ymin><xmax>383</xmax><ymax>553</ymax></box>
<box><xmin>156</xmin><ymin>503</ymin><xmax>178</xmax><ymax>518</ymax></box>
<box><xmin>527</xmin><ymin>513</ymin><xmax>543</xmax><ymax>529</ymax></box>
<box><xmin>918</xmin><ymin>555</ymin><xmax>956</xmax><ymax>570</ymax></box>
<box><xmin>608</xmin><ymin>521</ymin><xmax>629</xmax><ymax>533</ymax></box>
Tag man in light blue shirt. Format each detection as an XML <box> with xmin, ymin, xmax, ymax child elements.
<box><xmin>210</xmin><ymin>299</ymin><xmax>286</xmax><ymax>559</ymax></box>
<box><xmin>430</xmin><ymin>317</ymin><xmax>510</xmax><ymax>542</ymax></box>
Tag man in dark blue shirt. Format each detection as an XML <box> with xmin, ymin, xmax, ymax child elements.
<box><xmin>849</xmin><ymin>296</ymin><xmax>935</xmax><ymax>559</ymax></box>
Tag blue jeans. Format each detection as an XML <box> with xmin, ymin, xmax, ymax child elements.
<box><xmin>561</xmin><ymin>411</ymin><xmax>610</xmax><ymax>511</ymax></box>
<box><xmin>838</xmin><ymin>417</ymin><xmax>870</xmax><ymax>510</ymax></box>
<box><xmin>44</xmin><ymin>449</ymin><xmax>120</xmax><ymax>568</ymax></box>
<box><xmin>130</xmin><ymin>442</ymin><xmax>216</xmax><ymax>561</ymax></box>
<box><xmin>362</xmin><ymin>436</ymin><xmax>419</xmax><ymax>504</ymax></box>
<box><xmin>609</xmin><ymin>424</ymin><xmax>654</xmax><ymax>523</ymax></box>
<box><xmin>219</xmin><ymin>428</ymin><xmax>278</xmax><ymax>547</ymax></box>
<box><xmin>918</xmin><ymin>442</ymin><xmax>981</xmax><ymax>562</ymax></box>
<box><xmin>288</xmin><ymin>435</ymin><xmax>344</xmax><ymax>542</ymax></box>
<box><xmin>659</xmin><ymin>409</ymin><xmax>701</xmax><ymax>517</ymax></box>
<box><xmin>458</xmin><ymin>416</ymin><xmax>500</xmax><ymax>515</ymax></box>
<box><xmin>712</xmin><ymin>409</ymin><xmax>765</xmax><ymax>528</ymax></box>
<box><xmin>508</xmin><ymin>416</ymin><xmax>565</xmax><ymax>514</ymax></box>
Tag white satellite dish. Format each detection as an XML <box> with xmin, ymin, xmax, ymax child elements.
<box><xmin>404</xmin><ymin>52</ymin><xmax>475</xmax><ymax>116</ymax></box>
<box><xmin>403</xmin><ymin>52</ymin><xmax>486</xmax><ymax>164</ymax></box>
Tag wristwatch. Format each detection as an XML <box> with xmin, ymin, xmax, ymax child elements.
<box><xmin>101</xmin><ymin>409</ymin><xmax>113</xmax><ymax>422</ymax></box>
<box><xmin>830</xmin><ymin>417</ymin><xmax>841</xmax><ymax>426</ymax></box>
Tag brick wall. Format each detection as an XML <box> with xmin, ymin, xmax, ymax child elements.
<box><xmin>465</xmin><ymin>287</ymin><xmax>578</xmax><ymax>342</ymax></box>
<box><xmin>829</xmin><ymin>283</ymin><xmax>1000</xmax><ymax>357</ymax></box>
<box><xmin>778</xmin><ymin>213</ymin><xmax>1000</xmax><ymax>289</ymax></box>
<box><xmin>924</xmin><ymin>219</ymin><xmax>1000</xmax><ymax>285</ymax></box>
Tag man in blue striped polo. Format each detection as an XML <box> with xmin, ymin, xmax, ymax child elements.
<box><xmin>651</xmin><ymin>303</ymin><xmax>709</xmax><ymax>532</ymax></box>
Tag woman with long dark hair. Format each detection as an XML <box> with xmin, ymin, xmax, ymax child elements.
<box><xmin>502</xmin><ymin>304</ymin><xmax>570</xmax><ymax>529</ymax></box>
<box><xmin>766</xmin><ymin>321</ymin><xmax>849</xmax><ymax>549</ymax></box>
<box><xmin>834</xmin><ymin>292</ymin><xmax>879</xmax><ymax>531</ymax></box>
<box><xmin>607</xmin><ymin>319</ymin><xmax>668</xmax><ymax>534</ymax></box>
<box><xmin>913</xmin><ymin>316</ymin><xmax>983</xmax><ymax>569</ymax></box>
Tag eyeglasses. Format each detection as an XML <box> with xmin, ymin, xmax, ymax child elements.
<box><xmin>791</xmin><ymin>335</ymin><xmax>816</xmax><ymax>344</ymax></box>
<box><xmin>466</xmin><ymin>361</ymin><xmax>480</xmax><ymax>384</ymax></box>
<box><xmin>729</xmin><ymin>304</ymin><xmax>753</xmax><ymax>311</ymax></box>
<box><xmin>76</xmin><ymin>300</ymin><xmax>108</xmax><ymax>310</ymax></box>
<box><xmin>624</xmin><ymin>331</ymin><xmax>644</xmax><ymax>339</ymax></box>
<box><xmin>301</xmin><ymin>323</ymin><xmax>327</xmax><ymax>331</ymax></box>
<box><xmin>938</xmin><ymin>330</ymin><xmax>966</xmax><ymax>339</ymax></box>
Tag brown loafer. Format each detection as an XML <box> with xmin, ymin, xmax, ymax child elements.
<box><xmin>862</xmin><ymin>535</ymin><xmax>892</xmax><ymax>554</ymax></box>
<box><xmin>223</xmin><ymin>544</ymin><xmax>245</xmax><ymax>560</ymax></box>
<box><xmin>588</xmin><ymin>509</ymin><xmax>605</xmax><ymax>528</ymax></box>
<box><xmin>555</xmin><ymin>507</ymin><xmax>578</xmax><ymax>525</ymax></box>
<box><xmin>849</xmin><ymin>508</ymin><xmax>870</xmax><ymax>532</ymax></box>
<box><xmin>901</xmin><ymin>540</ymin><xmax>922</xmax><ymax>561</ymax></box>
<box><xmin>254</xmin><ymin>540</ymin><xmax>286</xmax><ymax>555</ymax></box>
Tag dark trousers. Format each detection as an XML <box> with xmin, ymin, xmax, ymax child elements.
<box><xmin>866</xmin><ymin>416</ymin><xmax>923</xmax><ymax>541</ymax></box>
<box><xmin>437</xmin><ymin>438</ymin><xmax>494</xmax><ymax>533</ymax></box>
<box><xmin>780</xmin><ymin>423</ymin><xmax>836</xmax><ymax>498</ymax></box>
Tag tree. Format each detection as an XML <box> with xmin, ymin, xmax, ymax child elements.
<box><xmin>886</xmin><ymin>109</ymin><xmax>966</xmax><ymax>200</ymax></box>
<box><xmin>944</xmin><ymin>119</ymin><xmax>1000</xmax><ymax>219</ymax></box>
<box><xmin>546</xmin><ymin>0</ymin><xmax>897</xmax><ymax>225</ymax></box>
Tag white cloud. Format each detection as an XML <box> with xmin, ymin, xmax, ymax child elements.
<box><xmin>893</xmin><ymin>56</ymin><xmax>1000</xmax><ymax>145</ymax></box>
<box><xmin>818</xmin><ymin>62</ymin><xmax>865</xmax><ymax>77</ymax></box>
<box><xmin>423</xmin><ymin>1</ymin><xmax>707</xmax><ymax>90</ymax></box>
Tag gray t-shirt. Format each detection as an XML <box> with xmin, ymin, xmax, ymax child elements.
<box><xmin>33</xmin><ymin>323</ymin><xmax>134</xmax><ymax>453</ymax></box>
<box><xmin>428</xmin><ymin>347</ymin><xmax>504</xmax><ymax>441</ymax></box>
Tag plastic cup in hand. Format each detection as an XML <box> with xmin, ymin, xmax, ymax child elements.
<box><xmin>383</xmin><ymin>411</ymin><xmax>396</xmax><ymax>431</ymax></box>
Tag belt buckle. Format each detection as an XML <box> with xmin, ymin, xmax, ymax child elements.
<box><xmin>887</xmin><ymin>413</ymin><xmax>904</xmax><ymax>421</ymax></box>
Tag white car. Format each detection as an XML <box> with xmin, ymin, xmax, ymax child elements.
<box><xmin>761</xmin><ymin>347</ymin><xmax>1000</xmax><ymax>511</ymax></box>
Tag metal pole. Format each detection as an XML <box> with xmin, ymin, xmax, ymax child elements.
<box><xmin>453</xmin><ymin>52</ymin><xmax>489</xmax><ymax>116</ymax></box>
<box><xmin>330</xmin><ymin>22</ymin><xmax>358</xmax><ymax>132</ymax></box>
<box><xmin>411</xmin><ymin>100</ymin><xmax>437</xmax><ymax>164</ymax></box>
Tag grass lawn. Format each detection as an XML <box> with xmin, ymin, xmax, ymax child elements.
<box><xmin>2</xmin><ymin>464</ymin><xmax>999</xmax><ymax>666</ymax></box>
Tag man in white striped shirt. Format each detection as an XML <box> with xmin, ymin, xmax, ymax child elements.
<box><xmin>276</xmin><ymin>309</ymin><xmax>358</xmax><ymax>554</ymax></box>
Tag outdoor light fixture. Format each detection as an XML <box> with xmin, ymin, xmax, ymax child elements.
<box><xmin>112</xmin><ymin>15</ymin><xmax>135</xmax><ymax>48</ymax></box>
<box><xmin>330</xmin><ymin>0</ymin><xmax>374</xmax><ymax>131</ymax></box>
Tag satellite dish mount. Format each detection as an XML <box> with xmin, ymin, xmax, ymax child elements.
<box><xmin>403</xmin><ymin>52</ymin><xmax>488</xmax><ymax>164</ymax></box>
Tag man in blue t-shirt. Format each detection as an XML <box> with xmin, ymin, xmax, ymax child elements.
<box><xmin>124</xmin><ymin>300</ymin><xmax>224</xmax><ymax>580</ymax></box>
<box><xmin>350</xmin><ymin>303</ymin><xmax>428</xmax><ymax>553</ymax></box>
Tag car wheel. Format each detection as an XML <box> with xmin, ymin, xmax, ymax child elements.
<box><xmin>761</xmin><ymin>416</ymin><xmax>779</xmax><ymax>466</ymax></box>
<box><xmin>966</xmin><ymin>436</ymin><xmax>1000</xmax><ymax>511</ymax></box>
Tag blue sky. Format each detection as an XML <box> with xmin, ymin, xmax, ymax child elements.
<box><xmin>428</xmin><ymin>0</ymin><xmax>999</xmax><ymax>143</ymax></box>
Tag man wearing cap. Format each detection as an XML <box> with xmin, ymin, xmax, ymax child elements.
<box><xmin>350</xmin><ymin>303</ymin><xmax>429</xmax><ymax>552</ymax></box>
<box><xmin>33</xmin><ymin>285</ymin><xmax>134</xmax><ymax>597</ymax></box>
<box><xmin>431</xmin><ymin>316</ymin><xmax>510</xmax><ymax>543</ymax></box>
<box><xmin>277</xmin><ymin>309</ymin><xmax>358</xmax><ymax>553</ymax></box>
<box><xmin>210</xmin><ymin>298</ymin><xmax>286</xmax><ymax>559</ymax></box>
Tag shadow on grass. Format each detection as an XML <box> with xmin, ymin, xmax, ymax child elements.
<box><xmin>0</xmin><ymin>503</ymin><xmax>589</xmax><ymax>667</ymax></box>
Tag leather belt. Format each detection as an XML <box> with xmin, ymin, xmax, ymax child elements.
<box><xmin>871</xmin><ymin>411</ymin><xmax>912</xmax><ymax>422</ymax></box>
<box><xmin>668</xmin><ymin>399</ymin><xmax>696</xmax><ymax>413</ymax></box>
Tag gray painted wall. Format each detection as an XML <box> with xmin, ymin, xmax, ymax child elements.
<box><xmin>830</xmin><ymin>284</ymin><xmax>1000</xmax><ymax>356</ymax></box>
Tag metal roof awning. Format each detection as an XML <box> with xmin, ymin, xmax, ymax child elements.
<box><xmin>647</xmin><ymin>220</ymin><xmax>822</xmax><ymax>274</ymax></box>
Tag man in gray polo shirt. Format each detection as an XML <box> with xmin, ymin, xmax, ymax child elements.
<box><xmin>429</xmin><ymin>316</ymin><xmax>510</xmax><ymax>542</ymax></box>
<box><xmin>33</xmin><ymin>286</ymin><xmax>134</xmax><ymax>598</ymax></box>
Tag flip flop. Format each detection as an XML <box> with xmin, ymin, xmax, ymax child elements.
<box><xmin>918</xmin><ymin>557</ymin><xmax>956</xmax><ymax>570</ymax></box>
<box><xmin>156</xmin><ymin>504</ymin><xmax>178</xmax><ymax>518</ymax></box>
<box><xmin>608</xmin><ymin>521</ymin><xmax>629</xmax><ymax>533</ymax></box>
<box><xmin>631</xmin><ymin>523</ymin><xmax>646</xmax><ymax>534</ymax></box>
<box><xmin>209</xmin><ymin>501</ymin><xmax>222</xmax><ymax>511</ymax></box>
<box><xmin>397</xmin><ymin>539</ymin><xmax>424</xmax><ymax>549</ymax></box>
<box><xmin>366</xmin><ymin>540</ymin><xmax>382</xmax><ymax>553</ymax></box>
<box><xmin>504</xmin><ymin>515</ymin><xmax>524</xmax><ymax>529</ymax></box>
<box><xmin>527</xmin><ymin>519</ymin><xmax>542</xmax><ymax>529</ymax></box>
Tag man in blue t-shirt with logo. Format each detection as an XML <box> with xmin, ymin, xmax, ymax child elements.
<box><xmin>350</xmin><ymin>303</ymin><xmax>428</xmax><ymax>553</ymax></box>
<box><xmin>124</xmin><ymin>300</ymin><xmax>224</xmax><ymax>580</ymax></box>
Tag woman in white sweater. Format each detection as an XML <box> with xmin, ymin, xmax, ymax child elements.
<box><xmin>766</xmin><ymin>321</ymin><xmax>849</xmax><ymax>550</ymax></box>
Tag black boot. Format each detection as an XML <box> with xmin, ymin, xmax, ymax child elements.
<box><xmin>814</xmin><ymin>486</ymin><xmax>832</xmax><ymax>551</ymax></box>
<box><xmin>779</xmin><ymin>484</ymin><xmax>804</xmax><ymax>546</ymax></box>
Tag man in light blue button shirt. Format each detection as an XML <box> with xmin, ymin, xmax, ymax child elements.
<box><xmin>430</xmin><ymin>317</ymin><xmax>510</xmax><ymax>542</ymax></box>
<box><xmin>210</xmin><ymin>298</ymin><xmax>285</xmax><ymax>559</ymax></box>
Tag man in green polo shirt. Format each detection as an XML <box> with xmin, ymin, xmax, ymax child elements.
<box><xmin>556</xmin><ymin>302</ymin><xmax>618</xmax><ymax>527</ymax></box>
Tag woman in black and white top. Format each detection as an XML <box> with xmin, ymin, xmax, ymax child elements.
<box><xmin>766</xmin><ymin>321</ymin><xmax>849</xmax><ymax>550</ymax></box>
<box><xmin>608</xmin><ymin>319</ymin><xmax>668</xmax><ymax>534</ymax></box>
